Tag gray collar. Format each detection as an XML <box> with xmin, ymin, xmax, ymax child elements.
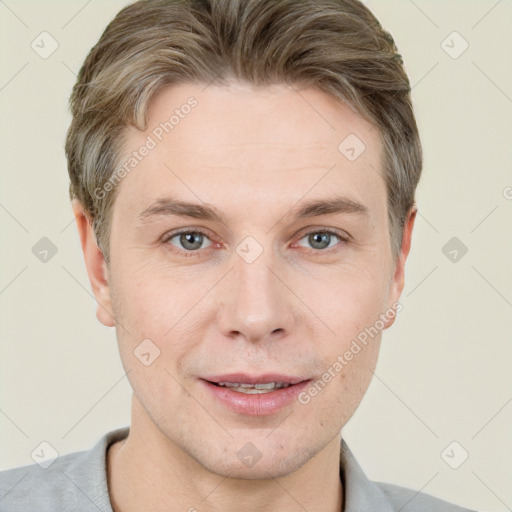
<box><xmin>340</xmin><ymin>438</ymin><xmax>395</xmax><ymax>511</ymax></box>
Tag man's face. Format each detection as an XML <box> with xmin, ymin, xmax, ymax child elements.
<box><xmin>94</xmin><ymin>82</ymin><xmax>408</xmax><ymax>478</ymax></box>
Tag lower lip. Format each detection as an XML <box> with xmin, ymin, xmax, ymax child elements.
<box><xmin>201</xmin><ymin>380</ymin><xmax>310</xmax><ymax>416</ymax></box>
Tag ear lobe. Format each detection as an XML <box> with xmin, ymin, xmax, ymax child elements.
<box><xmin>72</xmin><ymin>200</ymin><xmax>116</xmax><ymax>327</ymax></box>
<box><xmin>384</xmin><ymin>206</ymin><xmax>417</xmax><ymax>329</ymax></box>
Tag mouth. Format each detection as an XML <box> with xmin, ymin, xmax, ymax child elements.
<box><xmin>200</xmin><ymin>374</ymin><xmax>310</xmax><ymax>415</ymax></box>
<box><xmin>208</xmin><ymin>381</ymin><xmax>294</xmax><ymax>394</ymax></box>
<box><xmin>203</xmin><ymin>373</ymin><xmax>307</xmax><ymax>389</ymax></box>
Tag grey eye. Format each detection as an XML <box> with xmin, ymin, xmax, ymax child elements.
<box><xmin>169</xmin><ymin>232</ymin><xmax>211</xmax><ymax>251</ymax></box>
<box><xmin>298</xmin><ymin>232</ymin><xmax>340</xmax><ymax>250</ymax></box>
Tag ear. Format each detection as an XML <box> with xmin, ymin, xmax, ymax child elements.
<box><xmin>384</xmin><ymin>206</ymin><xmax>417</xmax><ymax>329</ymax></box>
<box><xmin>72</xmin><ymin>199</ymin><xmax>115</xmax><ymax>327</ymax></box>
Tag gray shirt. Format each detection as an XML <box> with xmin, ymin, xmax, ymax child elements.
<box><xmin>0</xmin><ymin>426</ymin><xmax>475</xmax><ymax>511</ymax></box>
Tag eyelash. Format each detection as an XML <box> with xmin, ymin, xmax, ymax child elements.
<box><xmin>161</xmin><ymin>228</ymin><xmax>349</xmax><ymax>258</ymax></box>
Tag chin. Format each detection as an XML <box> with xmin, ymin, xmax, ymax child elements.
<box><xmin>187</xmin><ymin>438</ymin><xmax>318</xmax><ymax>480</ymax></box>
<box><xmin>205</xmin><ymin>455</ymin><xmax>307</xmax><ymax>480</ymax></box>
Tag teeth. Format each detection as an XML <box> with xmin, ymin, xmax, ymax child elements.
<box><xmin>254</xmin><ymin>382</ymin><xmax>286</xmax><ymax>390</ymax></box>
<box><xmin>217</xmin><ymin>382</ymin><xmax>290</xmax><ymax>394</ymax></box>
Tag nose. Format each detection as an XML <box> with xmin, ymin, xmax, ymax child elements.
<box><xmin>216</xmin><ymin>248</ymin><xmax>294</xmax><ymax>344</ymax></box>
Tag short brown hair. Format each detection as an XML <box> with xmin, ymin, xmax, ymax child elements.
<box><xmin>65</xmin><ymin>0</ymin><xmax>422</xmax><ymax>263</ymax></box>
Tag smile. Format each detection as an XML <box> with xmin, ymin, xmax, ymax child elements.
<box><xmin>213</xmin><ymin>382</ymin><xmax>291</xmax><ymax>393</ymax></box>
<box><xmin>201</xmin><ymin>374</ymin><xmax>311</xmax><ymax>415</ymax></box>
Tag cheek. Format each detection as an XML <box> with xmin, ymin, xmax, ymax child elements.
<box><xmin>310</xmin><ymin>263</ymin><xmax>391</xmax><ymax>341</ymax></box>
<box><xmin>299</xmin><ymin>262</ymin><xmax>389</xmax><ymax>409</ymax></box>
<box><xmin>110</xmin><ymin>255</ymin><xmax>190</xmax><ymax>332</ymax></box>
<box><xmin>109</xmin><ymin>259</ymin><xmax>213</xmax><ymax>383</ymax></box>
<box><xmin>110</xmin><ymin>271</ymin><xmax>191</xmax><ymax>411</ymax></box>
<box><xmin>301</xmin><ymin>334</ymin><xmax>381</xmax><ymax>431</ymax></box>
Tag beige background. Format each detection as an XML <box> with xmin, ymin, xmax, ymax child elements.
<box><xmin>1</xmin><ymin>1</ymin><xmax>511</xmax><ymax>510</ymax></box>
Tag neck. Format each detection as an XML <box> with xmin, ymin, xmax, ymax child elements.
<box><xmin>107</xmin><ymin>400</ymin><xmax>343</xmax><ymax>512</ymax></box>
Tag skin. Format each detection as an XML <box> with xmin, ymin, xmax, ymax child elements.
<box><xmin>73</xmin><ymin>81</ymin><xmax>415</xmax><ymax>512</ymax></box>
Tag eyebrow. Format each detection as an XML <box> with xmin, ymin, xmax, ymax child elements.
<box><xmin>137</xmin><ymin>195</ymin><xmax>368</xmax><ymax>224</ymax></box>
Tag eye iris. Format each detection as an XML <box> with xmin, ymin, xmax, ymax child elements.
<box><xmin>180</xmin><ymin>232</ymin><xmax>203</xmax><ymax>250</ymax></box>
<box><xmin>309</xmin><ymin>232</ymin><xmax>331</xmax><ymax>249</ymax></box>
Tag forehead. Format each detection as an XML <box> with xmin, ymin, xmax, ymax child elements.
<box><xmin>115</xmin><ymin>81</ymin><xmax>385</xmax><ymax>220</ymax></box>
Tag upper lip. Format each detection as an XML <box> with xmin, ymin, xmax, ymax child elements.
<box><xmin>202</xmin><ymin>373</ymin><xmax>309</xmax><ymax>385</ymax></box>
